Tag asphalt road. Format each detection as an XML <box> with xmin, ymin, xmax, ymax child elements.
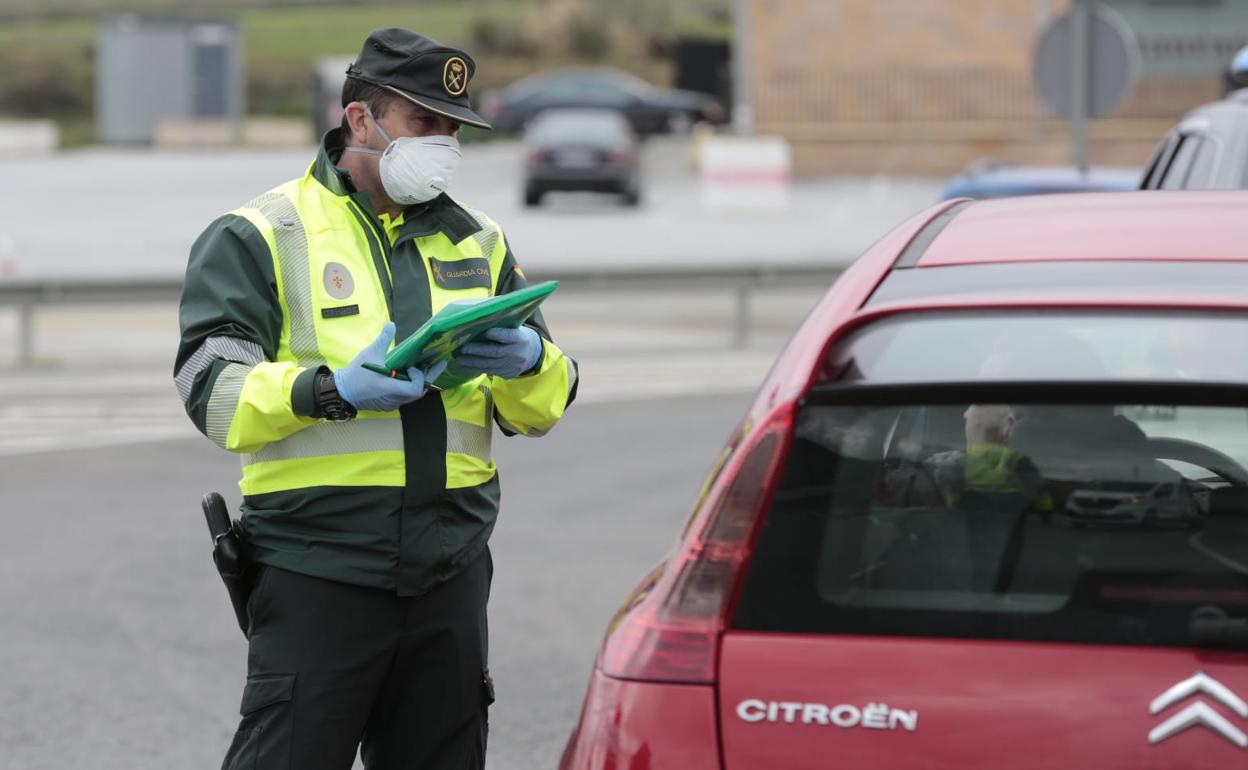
<box><xmin>0</xmin><ymin>391</ymin><xmax>752</xmax><ymax>770</ymax></box>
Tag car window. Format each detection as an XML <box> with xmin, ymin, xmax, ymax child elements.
<box><xmin>1186</xmin><ymin>137</ymin><xmax>1219</xmax><ymax>189</ymax></box>
<box><xmin>564</xmin><ymin>70</ymin><xmax>652</xmax><ymax>96</ymax></box>
<box><xmin>1160</xmin><ymin>134</ymin><xmax>1203</xmax><ymax>190</ymax></box>
<box><xmin>1139</xmin><ymin>134</ymin><xmax>1176</xmax><ymax>189</ymax></box>
<box><xmin>534</xmin><ymin>81</ymin><xmax>630</xmax><ymax>108</ymax></box>
<box><xmin>831</xmin><ymin>311</ymin><xmax>1248</xmax><ymax>385</ymax></box>
<box><xmin>527</xmin><ymin>113</ymin><xmax>630</xmax><ymax>144</ymax></box>
<box><xmin>733</xmin><ymin>397</ymin><xmax>1248</xmax><ymax>647</ymax></box>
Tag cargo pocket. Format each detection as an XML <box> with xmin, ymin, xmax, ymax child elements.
<box><xmin>222</xmin><ymin>672</ymin><xmax>296</xmax><ymax>770</ymax></box>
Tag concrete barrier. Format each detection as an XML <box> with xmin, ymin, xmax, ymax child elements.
<box><xmin>0</xmin><ymin>120</ymin><xmax>59</xmax><ymax>155</ymax></box>
<box><xmin>153</xmin><ymin>119</ymin><xmax>240</xmax><ymax>148</ymax></box>
<box><xmin>698</xmin><ymin>135</ymin><xmax>792</xmax><ymax>209</ymax></box>
<box><xmin>153</xmin><ymin>117</ymin><xmax>314</xmax><ymax>149</ymax></box>
<box><xmin>242</xmin><ymin>117</ymin><xmax>315</xmax><ymax>149</ymax></box>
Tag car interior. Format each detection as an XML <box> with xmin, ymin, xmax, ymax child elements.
<box><xmin>734</xmin><ymin>397</ymin><xmax>1248</xmax><ymax>649</ymax></box>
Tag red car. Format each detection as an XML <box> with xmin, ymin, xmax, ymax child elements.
<box><xmin>560</xmin><ymin>191</ymin><xmax>1248</xmax><ymax>770</ymax></box>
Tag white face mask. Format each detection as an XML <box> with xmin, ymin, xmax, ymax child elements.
<box><xmin>344</xmin><ymin>104</ymin><xmax>462</xmax><ymax>205</ymax></box>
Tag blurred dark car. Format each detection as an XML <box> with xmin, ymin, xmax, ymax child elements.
<box><xmin>522</xmin><ymin>109</ymin><xmax>641</xmax><ymax>207</ymax></box>
<box><xmin>479</xmin><ymin>68</ymin><xmax>725</xmax><ymax>135</ymax></box>
<box><xmin>941</xmin><ymin>160</ymin><xmax>1139</xmax><ymax>200</ymax></box>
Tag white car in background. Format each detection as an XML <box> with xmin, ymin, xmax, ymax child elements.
<box><xmin>1140</xmin><ymin>46</ymin><xmax>1248</xmax><ymax>190</ymax></box>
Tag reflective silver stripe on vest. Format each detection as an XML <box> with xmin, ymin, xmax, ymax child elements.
<box><xmin>243</xmin><ymin>417</ymin><xmax>404</xmax><ymax>466</ymax></box>
<box><xmin>463</xmin><ymin>206</ymin><xmax>500</xmax><ymax>261</ymax></box>
<box><xmin>206</xmin><ymin>363</ymin><xmax>251</xmax><ymax>449</ymax></box>
<box><xmin>563</xmin><ymin>356</ymin><xmax>578</xmax><ymax>402</ymax></box>
<box><xmin>447</xmin><ymin>419</ymin><xmax>492</xmax><ymax>461</ymax></box>
<box><xmin>447</xmin><ymin>384</ymin><xmax>493</xmax><ymax>461</ymax></box>
<box><xmin>174</xmin><ymin>336</ymin><xmax>265</xmax><ymax>404</ymax></box>
<box><xmin>246</xmin><ymin>192</ymin><xmax>322</xmax><ymax>367</ymax></box>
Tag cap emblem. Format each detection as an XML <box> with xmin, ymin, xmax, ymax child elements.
<box><xmin>443</xmin><ymin>56</ymin><xmax>468</xmax><ymax>97</ymax></box>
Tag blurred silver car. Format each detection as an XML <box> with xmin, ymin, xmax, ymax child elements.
<box><xmin>1139</xmin><ymin>46</ymin><xmax>1248</xmax><ymax>190</ymax></box>
<box><xmin>522</xmin><ymin>109</ymin><xmax>641</xmax><ymax>207</ymax></box>
<box><xmin>1138</xmin><ymin>92</ymin><xmax>1248</xmax><ymax>190</ymax></box>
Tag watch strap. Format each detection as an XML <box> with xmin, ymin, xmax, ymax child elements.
<box><xmin>314</xmin><ymin>367</ymin><xmax>357</xmax><ymax>421</ymax></box>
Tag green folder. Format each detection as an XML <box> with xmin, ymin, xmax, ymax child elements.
<box><xmin>363</xmin><ymin>280</ymin><xmax>558</xmax><ymax>388</ymax></box>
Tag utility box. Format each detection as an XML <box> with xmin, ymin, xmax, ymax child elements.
<box><xmin>675</xmin><ymin>39</ymin><xmax>732</xmax><ymax>117</ymax></box>
<box><xmin>97</xmin><ymin>15</ymin><xmax>244</xmax><ymax>144</ymax></box>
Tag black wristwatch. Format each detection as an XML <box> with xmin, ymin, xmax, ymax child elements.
<box><xmin>314</xmin><ymin>367</ymin><xmax>357</xmax><ymax>421</ymax></box>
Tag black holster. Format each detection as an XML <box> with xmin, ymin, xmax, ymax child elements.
<box><xmin>201</xmin><ymin>492</ymin><xmax>256</xmax><ymax>638</ymax></box>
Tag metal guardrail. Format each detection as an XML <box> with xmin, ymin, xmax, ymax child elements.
<box><xmin>0</xmin><ymin>264</ymin><xmax>844</xmax><ymax>367</ymax></box>
<box><xmin>0</xmin><ymin>277</ymin><xmax>185</xmax><ymax>368</ymax></box>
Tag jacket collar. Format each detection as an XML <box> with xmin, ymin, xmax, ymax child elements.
<box><xmin>311</xmin><ymin>128</ymin><xmax>355</xmax><ymax>196</ymax></box>
<box><xmin>311</xmin><ymin>128</ymin><xmax>482</xmax><ymax>245</ymax></box>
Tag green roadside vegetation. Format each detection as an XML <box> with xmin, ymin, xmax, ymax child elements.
<box><xmin>0</xmin><ymin>0</ymin><xmax>730</xmax><ymax>145</ymax></box>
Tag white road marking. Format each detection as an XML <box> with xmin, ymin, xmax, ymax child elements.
<box><xmin>0</xmin><ymin>352</ymin><xmax>775</xmax><ymax>456</ymax></box>
<box><xmin>0</xmin><ymin>371</ymin><xmax>198</xmax><ymax>455</ymax></box>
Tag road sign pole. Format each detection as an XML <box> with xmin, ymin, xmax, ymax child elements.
<box><xmin>732</xmin><ymin>0</ymin><xmax>753</xmax><ymax>134</ymax></box>
<box><xmin>1034</xmin><ymin>2</ymin><xmax>1138</xmax><ymax>160</ymax></box>
<box><xmin>1072</xmin><ymin>0</ymin><xmax>1091</xmax><ymax>175</ymax></box>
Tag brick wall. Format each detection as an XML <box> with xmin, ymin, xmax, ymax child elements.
<box><xmin>744</xmin><ymin>0</ymin><xmax>1217</xmax><ymax>174</ymax></box>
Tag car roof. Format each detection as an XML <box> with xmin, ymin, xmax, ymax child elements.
<box><xmin>1177</xmin><ymin>92</ymin><xmax>1248</xmax><ymax>134</ymax></box>
<box><xmin>909</xmin><ymin>191</ymin><xmax>1248</xmax><ymax>267</ymax></box>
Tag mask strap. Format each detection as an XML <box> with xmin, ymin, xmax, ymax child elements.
<box><xmin>343</xmin><ymin>102</ymin><xmax>390</xmax><ymax>157</ymax></box>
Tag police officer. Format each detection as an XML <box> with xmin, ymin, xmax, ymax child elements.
<box><xmin>174</xmin><ymin>28</ymin><xmax>578</xmax><ymax>769</ymax></box>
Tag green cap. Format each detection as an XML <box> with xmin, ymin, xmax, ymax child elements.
<box><xmin>346</xmin><ymin>28</ymin><xmax>491</xmax><ymax>130</ymax></box>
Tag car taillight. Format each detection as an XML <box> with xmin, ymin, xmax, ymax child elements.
<box><xmin>528</xmin><ymin>150</ymin><xmax>551</xmax><ymax>165</ymax></box>
<box><xmin>599</xmin><ymin>403</ymin><xmax>794</xmax><ymax>684</ymax></box>
<box><xmin>603</xmin><ymin>151</ymin><xmax>633</xmax><ymax>167</ymax></box>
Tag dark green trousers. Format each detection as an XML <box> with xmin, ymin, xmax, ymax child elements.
<box><xmin>222</xmin><ymin>549</ymin><xmax>494</xmax><ymax>770</ymax></box>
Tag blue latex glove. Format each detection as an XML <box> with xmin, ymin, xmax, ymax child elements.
<box><xmin>334</xmin><ymin>323</ymin><xmax>449</xmax><ymax>412</ymax></box>
<box><xmin>455</xmin><ymin>326</ymin><xmax>543</xmax><ymax>379</ymax></box>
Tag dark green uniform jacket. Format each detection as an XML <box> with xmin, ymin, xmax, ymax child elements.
<box><xmin>175</xmin><ymin>129</ymin><xmax>578</xmax><ymax>596</ymax></box>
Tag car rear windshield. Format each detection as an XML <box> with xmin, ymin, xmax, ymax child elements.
<box><xmin>527</xmin><ymin>113</ymin><xmax>630</xmax><ymax>144</ymax></box>
<box><xmin>733</xmin><ymin>395</ymin><xmax>1248</xmax><ymax>647</ymax></box>
<box><xmin>833</xmin><ymin>311</ymin><xmax>1248</xmax><ymax>384</ymax></box>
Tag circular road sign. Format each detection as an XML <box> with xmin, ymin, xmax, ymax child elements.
<box><xmin>1033</xmin><ymin>4</ymin><xmax>1141</xmax><ymax>120</ymax></box>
